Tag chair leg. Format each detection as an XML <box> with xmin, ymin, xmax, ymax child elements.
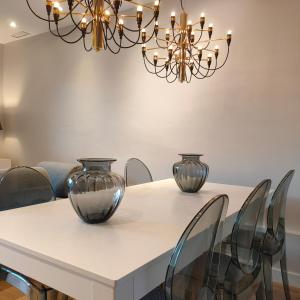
<box><xmin>256</xmin><ymin>281</ymin><xmax>266</xmax><ymax>300</ymax></box>
<box><xmin>263</xmin><ymin>255</ymin><xmax>273</xmax><ymax>300</ymax></box>
<box><xmin>280</xmin><ymin>250</ymin><xmax>291</xmax><ymax>300</ymax></box>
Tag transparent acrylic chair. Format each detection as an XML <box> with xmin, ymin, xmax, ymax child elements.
<box><xmin>142</xmin><ymin>194</ymin><xmax>229</xmax><ymax>300</ymax></box>
<box><xmin>217</xmin><ymin>179</ymin><xmax>271</xmax><ymax>300</ymax></box>
<box><xmin>262</xmin><ymin>170</ymin><xmax>295</xmax><ymax>300</ymax></box>
<box><xmin>124</xmin><ymin>158</ymin><xmax>153</xmax><ymax>187</ymax></box>
<box><xmin>0</xmin><ymin>166</ymin><xmax>55</xmax><ymax>299</ymax></box>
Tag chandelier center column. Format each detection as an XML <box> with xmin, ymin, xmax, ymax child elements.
<box><xmin>179</xmin><ymin>12</ymin><xmax>188</xmax><ymax>83</ymax></box>
<box><xmin>93</xmin><ymin>0</ymin><xmax>105</xmax><ymax>52</ymax></box>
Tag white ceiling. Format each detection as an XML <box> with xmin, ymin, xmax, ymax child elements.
<box><xmin>0</xmin><ymin>0</ymin><xmax>146</xmax><ymax>44</ymax></box>
<box><xmin>0</xmin><ymin>0</ymin><xmax>50</xmax><ymax>44</ymax></box>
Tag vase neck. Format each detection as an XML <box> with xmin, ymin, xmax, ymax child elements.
<box><xmin>180</xmin><ymin>154</ymin><xmax>202</xmax><ymax>161</ymax></box>
<box><xmin>78</xmin><ymin>158</ymin><xmax>116</xmax><ymax>172</ymax></box>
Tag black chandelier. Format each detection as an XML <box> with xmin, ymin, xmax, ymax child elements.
<box><xmin>26</xmin><ymin>0</ymin><xmax>160</xmax><ymax>53</ymax></box>
<box><xmin>142</xmin><ymin>0</ymin><xmax>232</xmax><ymax>83</ymax></box>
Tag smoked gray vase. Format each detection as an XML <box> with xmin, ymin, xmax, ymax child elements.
<box><xmin>67</xmin><ymin>158</ymin><xmax>125</xmax><ymax>224</ymax></box>
<box><xmin>173</xmin><ymin>154</ymin><xmax>209</xmax><ymax>193</ymax></box>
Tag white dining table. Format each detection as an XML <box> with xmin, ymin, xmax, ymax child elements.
<box><xmin>0</xmin><ymin>179</ymin><xmax>254</xmax><ymax>300</ymax></box>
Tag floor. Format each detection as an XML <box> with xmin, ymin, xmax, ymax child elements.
<box><xmin>0</xmin><ymin>281</ymin><xmax>299</xmax><ymax>300</ymax></box>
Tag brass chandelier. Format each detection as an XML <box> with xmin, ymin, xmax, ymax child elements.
<box><xmin>26</xmin><ymin>0</ymin><xmax>160</xmax><ymax>53</ymax></box>
<box><xmin>142</xmin><ymin>0</ymin><xmax>232</xmax><ymax>83</ymax></box>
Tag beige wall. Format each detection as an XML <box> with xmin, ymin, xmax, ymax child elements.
<box><xmin>1</xmin><ymin>0</ymin><xmax>300</xmax><ymax>236</ymax></box>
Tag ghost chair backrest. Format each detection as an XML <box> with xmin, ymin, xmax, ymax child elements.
<box><xmin>0</xmin><ymin>166</ymin><xmax>55</xmax><ymax>211</ymax></box>
<box><xmin>125</xmin><ymin>158</ymin><xmax>153</xmax><ymax>187</ymax></box>
<box><xmin>165</xmin><ymin>194</ymin><xmax>229</xmax><ymax>300</ymax></box>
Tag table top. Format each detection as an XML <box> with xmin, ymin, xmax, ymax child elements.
<box><xmin>0</xmin><ymin>179</ymin><xmax>253</xmax><ymax>288</ymax></box>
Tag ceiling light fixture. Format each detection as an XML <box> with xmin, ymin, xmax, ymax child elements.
<box><xmin>142</xmin><ymin>0</ymin><xmax>233</xmax><ymax>83</ymax></box>
<box><xmin>10</xmin><ymin>21</ymin><xmax>17</xmax><ymax>28</ymax></box>
<box><xmin>26</xmin><ymin>0</ymin><xmax>160</xmax><ymax>53</ymax></box>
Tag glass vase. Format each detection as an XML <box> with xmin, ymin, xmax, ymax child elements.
<box><xmin>67</xmin><ymin>158</ymin><xmax>125</xmax><ymax>224</ymax></box>
<box><xmin>173</xmin><ymin>154</ymin><xmax>209</xmax><ymax>193</ymax></box>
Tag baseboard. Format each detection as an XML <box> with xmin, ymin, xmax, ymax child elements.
<box><xmin>272</xmin><ymin>268</ymin><xmax>300</xmax><ymax>288</ymax></box>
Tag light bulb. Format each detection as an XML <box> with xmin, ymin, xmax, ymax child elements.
<box><xmin>198</xmin><ymin>45</ymin><xmax>203</xmax><ymax>51</ymax></box>
<box><xmin>81</xmin><ymin>17</ymin><xmax>87</xmax><ymax>23</ymax></box>
<box><xmin>227</xmin><ymin>30</ymin><xmax>232</xmax><ymax>35</ymax></box>
<box><xmin>168</xmin><ymin>45</ymin><xmax>173</xmax><ymax>50</ymax></box>
<box><xmin>215</xmin><ymin>45</ymin><xmax>219</xmax><ymax>50</ymax></box>
<box><xmin>209</xmin><ymin>23</ymin><xmax>213</xmax><ymax>28</ymax></box>
<box><xmin>154</xmin><ymin>52</ymin><xmax>158</xmax><ymax>56</ymax></box>
<box><xmin>200</xmin><ymin>12</ymin><xmax>205</xmax><ymax>18</ymax></box>
<box><xmin>154</xmin><ymin>0</ymin><xmax>159</xmax><ymax>6</ymax></box>
<box><xmin>53</xmin><ymin>2</ymin><xmax>60</xmax><ymax>8</ymax></box>
<box><xmin>58</xmin><ymin>5</ymin><xmax>63</xmax><ymax>12</ymax></box>
<box><xmin>171</xmin><ymin>11</ymin><xmax>176</xmax><ymax>17</ymax></box>
<box><xmin>208</xmin><ymin>53</ymin><xmax>213</xmax><ymax>58</ymax></box>
<box><xmin>142</xmin><ymin>28</ymin><xmax>146</xmax><ymax>33</ymax></box>
<box><xmin>155</xmin><ymin>21</ymin><xmax>158</xmax><ymax>25</ymax></box>
<box><xmin>191</xmin><ymin>31</ymin><xmax>195</xmax><ymax>35</ymax></box>
<box><xmin>187</xmin><ymin>20</ymin><xmax>192</xmax><ymax>25</ymax></box>
<box><xmin>119</xmin><ymin>19</ymin><xmax>124</xmax><ymax>25</ymax></box>
<box><xmin>166</xmin><ymin>29</ymin><xmax>170</xmax><ymax>35</ymax></box>
<box><xmin>137</xmin><ymin>6</ymin><xmax>143</xmax><ymax>12</ymax></box>
<box><xmin>105</xmin><ymin>10</ymin><xmax>110</xmax><ymax>16</ymax></box>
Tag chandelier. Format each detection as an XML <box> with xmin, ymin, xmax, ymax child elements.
<box><xmin>142</xmin><ymin>0</ymin><xmax>232</xmax><ymax>83</ymax></box>
<box><xmin>25</xmin><ymin>0</ymin><xmax>160</xmax><ymax>53</ymax></box>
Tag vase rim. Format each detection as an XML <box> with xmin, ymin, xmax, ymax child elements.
<box><xmin>179</xmin><ymin>153</ymin><xmax>204</xmax><ymax>157</ymax></box>
<box><xmin>77</xmin><ymin>158</ymin><xmax>117</xmax><ymax>163</ymax></box>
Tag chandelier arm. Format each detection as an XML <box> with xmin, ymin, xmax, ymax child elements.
<box><xmin>104</xmin><ymin>26</ymin><xmax>123</xmax><ymax>50</ymax></box>
<box><xmin>83</xmin><ymin>37</ymin><xmax>93</xmax><ymax>51</ymax></box>
<box><xmin>85</xmin><ymin>0</ymin><xmax>94</xmax><ymax>15</ymax></box>
<box><xmin>143</xmin><ymin>30</ymin><xmax>156</xmax><ymax>44</ymax></box>
<box><xmin>120</xmin><ymin>31</ymin><xmax>141</xmax><ymax>47</ymax></box>
<box><xmin>192</xmin><ymin>67</ymin><xmax>210</xmax><ymax>79</ymax></box>
<box><xmin>104</xmin><ymin>22</ymin><xmax>117</xmax><ymax>41</ymax></box>
<box><xmin>48</xmin><ymin>19</ymin><xmax>80</xmax><ymax>38</ymax></box>
<box><xmin>192</xmin><ymin>30</ymin><xmax>204</xmax><ymax>45</ymax></box>
<box><xmin>55</xmin><ymin>24</ymin><xmax>84</xmax><ymax>44</ymax></box>
<box><xmin>145</xmin><ymin>55</ymin><xmax>165</xmax><ymax>68</ymax></box>
<box><xmin>190</xmin><ymin>56</ymin><xmax>211</xmax><ymax>77</ymax></box>
<box><xmin>25</xmin><ymin>0</ymin><xmax>75</xmax><ymax>23</ymax></box>
<box><xmin>166</xmin><ymin>72</ymin><xmax>178</xmax><ymax>83</ymax></box>
<box><xmin>143</xmin><ymin>58</ymin><xmax>158</xmax><ymax>75</ymax></box>
<box><xmin>155</xmin><ymin>39</ymin><xmax>168</xmax><ymax>50</ymax></box>
<box><xmin>154</xmin><ymin>66</ymin><xmax>169</xmax><ymax>78</ymax></box>
<box><xmin>211</xmin><ymin>46</ymin><xmax>230</xmax><ymax>71</ymax></box>
<box><xmin>122</xmin><ymin>15</ymin><xmax>155</xmax><ymax>33</ymax></box>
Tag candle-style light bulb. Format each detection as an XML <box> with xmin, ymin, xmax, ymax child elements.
<box><xmin>171</xmin><ymin>11</ymin><xmax>176</xmax><ymax>28</ymax></box>
<box><xmin>200</xmin><ymin>12</ymin><xmax>205</xmax><ymax>29</ymax></box>
<box><xmin>119</xmin><ymin>19</ymin><xmax>124</xmax><ymax>25</ymax></box>
<box><xmin>214</xmin><ymin>45</ymin><xmax>219</xmax><ymax>59</ymax></box>
<box><xmin>137</xmin><ymin>5</ymin><xmax>143</xmax><ymax>27</ymax></box>
<box><xmin>208</xmin><ymin>23</ymin><xmax>213</xmax><ymax>38</ymax></box>
<box><xmin>166</xmin><ymin>29</ymin><xmax>170</xmax><ymax>41</ymax></box>
<box><xmin>142</xmin><ymin>44</ymin><xmax>146</xmax><ymax>56</ymax></box>
<box><xmin>187</xmin><ymin>20</ymin><xmax>192</xmax><ymax>25</ymax></box>
<box><xmin>227</xmin><ymin>30</ymin><xmax>232</xmax><ymax>46</ymax></box>
<box><xmin>141</xmin><ymin>28</ymin><xmax>146</xmax><ymax>42</ymax></box>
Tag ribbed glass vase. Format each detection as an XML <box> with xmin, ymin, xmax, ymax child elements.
<box><xmin>173</xmin><ymin>154</ymin><xmax>209</xmax><ymax>193</ymax></box>
<box><xmin>67</xmin><ymin>158</ymin><xmax>125</xmax><ymax>224</ymax></box>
